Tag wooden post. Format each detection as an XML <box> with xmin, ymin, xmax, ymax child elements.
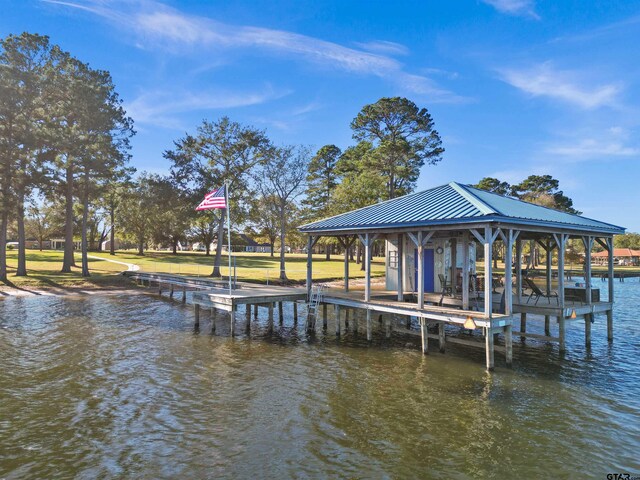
<box><xmin>544</xmin><ymin>316</ymin><xmax>551</xmax><ymax>336</ymax></box>
<box><xmin>293</xmin><ymin>302</ymin><xmax>298</xmax><ymax>325</ymax></box>
<box><xmin>583</xmin><ymin>236</ymin><xmax>593</xmax><ymax>305</ymax></box>
<box><xmin>505</xmin><ymin>324</ymin><xmax>513</xmax><ymax>367</ymax></box>
<box><xmin>210</xmin><ymin>308</ymin><xmax>216</xmax><ymax>334</ymax></box>
<box><xmin>230</xmin><ymin>305</ymin><xmax>236</xmax><ymax>337</ymax></box>
<box><xmin>555</xmin><ymin>233</ymin><xmax>568</xmax><ymax>352</ymax></box>
<box><xmin>194</xmin><ymin>303</ymin><xmax>200</xmax><ymax>329</ymax></box>
<box><xmin>364</xmin><ymin>233</ymin><xmax>371</xmax><ymax>302</ymax></box>
<box><xmin>340</xmin><ymin>236</ymin><xmax>354</xmax><ymax>293</ymax></box>
<box><xmin>485</xmin><ymin>326</ymin><xmax>495</xmax><ymax>371</ymax></box>
<box><xmin>503</xmin><ymin>230</ymin><xmax>516</xmax><ymax>316</ymax></box>
<box><xmin>182</xmin><ymin>287</ymin><xmax>187</xmax><ymax>304</ymax></box>
<box><xmin>322</xmin><ymin>303</ymin><xmax>328</xmax><ymax>330</ymax></box>
<box><xmin>607</xmin><ymin>237</ymin><xmax>614</xmax><ymax>341</ymax></box>
<box><xmin>345</xmin><ymin>309</ymin><xmax>350</xmax><ymax>329</ymax></box>
<box><xmin>520</xmin><ymin>312</ymin><xmax>527</xmax><ymax>336</ymax></box>
<box><xmin>450</xmin><ymin>237</ymin><xmax>457</xmax><ymax>295</ymax></box>
<box><xmin>417</xmin><ymin>231</ymin><xmax>424</xmax><ymax>309</ymax></box>
<box><xmin>397</xmin><ymin>233</ymin><xmax>404</xmax><ymax>301</ymax></box>
<box><xmin>558</xmin><ymin>315</ymin><xmax>565</xmax><ymax>352</ymax></box>
<box><xmin>254</xmin><ymin>303</ymin><xmax>258</xmax><ymax>318</ymax></box>
<box><xmin>306</xmin><ymin>235</ymin><xmax>314</xmax><ymax>300</ymax></box>
<box><xmin>585</xmin><ymin>314</ymin><xmax>592</xmax><ymax>347</ymax></box>
<box><xmin>366</xmin><ymin>309</ymin><xmax>372</xmax><ymax>341</ymax></box>
<box><xmin>268</xmin><ymin>303</ymin><xmax>274</xmax><ymax>333</ymax></box>
<box><xmin>406</xmin><ymin>316</ymin><xmax>411</xmax><ymax>329</ymax></box>
<box><xmin>515</xmin><ymin>238</ymin><xmax>523</xmax><ymax>304</ymax></box>
<box><xmin>420</xmin><ymin>319</ymin><xmax>428</xmax><ymax>354</ymax></box>
<box><xmin>546</xmin><ymin>240</ymin><xmax>553</xmax><ymax>295</ymax></box>
<box><xmin>245</xmin><ymin>304</ymin><xmax>251</xmax><ymax>333</ymax></box>
<box><xmin>462</xmin><ymin>231</ymin><xmax>470</xmax><ymax>310</ymax></box>
<box><xmin>385</xmin><ymin>316</ymin><xmax>391</xmax><ymax>338</ymax></box>
<box><xmin>484</xmin><ymin>227</ymin><xmax>493</xmax><ymax>319</ymax></box>
<box><xmin>278</xmin><ymin>302</ymin><xmax>284</xmax><ymax>325</ymax></box>
<box><xmin>169</xmin><ymin>286</ymin><xmax>174</xmax><ymax>299</ymax></box>
<box><xmin>335</xmin><ymin>305</ymin><xmax>341</xmax><ymax>336</ymax></box>
<box><xmin>438</xmin><ymin>322</ymin><xmax>445</xmax><ymax>353</ymax></box>
<box><xmin>158</xmin><ymin>283</ymin><xmax>162</xmax><ymax>296</ymax></box>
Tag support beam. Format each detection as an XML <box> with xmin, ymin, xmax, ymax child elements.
<box><xmin>366</xmin><ymin>309</ymin><xmax>372</xmax><ymax>341</ymax></box>
<box><xmin>417</xmin><ymin>231</ymin><xmax>425</xmax><ymax>309</ymax></box>
<box><xmin>293</xmin><ymin>302</ymin><xmax>298</xmax><ymax>325</ymax></box>
<box><xmin>322</xmin><ymin>303</ymin><xmax>328</xmax><ymax>330</ymax></box>
<box><xmin>515</xmin><ymin>239</ymin><xmax>523</xmax><ymax>304</ymax></box>
<box><xmin>278</xmin><ymin>302</ymin><xmax>284</xmax><ymax>325</ymax></box>
<box><xmin>558</xmin><ymin>315</ymin><xmax>565</xmax><ymax>352</ymax></box>
<box><xmin>306</xmin><ymin>235</ymin><xmax>314</xmax><ymax>300</ymax></box>
<box><xmin>607</xmin><ymin>237</ymin><xmax>614</xmax><ymax>341</ymax></box>
<box><xmin>484</xmin><ymin>227</ymin><xmax>493</xmax><ymax>319</ymax></box>
<box><xmin>450</xmin><ymin>237</ymin><xmax>457</xmax><ymax>295</ymax></box>
<box><xmin>485</xmin><ymin>327</ymin><xmax>495</xmax><ymax>371</ymax></box>
<box><xmin>397</xmin><ymin>233</ymin><xmax>404</xmax><ymax>301</ymax></box>
<box><xmin>505</xmin><ymin>325</ymin><xmax>513</xmax><ymax>367</ymax></box>
<box><xmin>254</xmin><ymin>303</ymin><xmax>258</xmax><ymax>318</ymax></box>
<box><xmin>554</xmin><ymin>233</ymin><xmax>568</xmax><ymax>352</ymax></box>
<box><xmin>544</xmin><ymin>316</ymin><xmax>551</xmax><ymax>336</ymax></box>
<box><xmin>503</xmin><ymin>230</ymin><xmax>517</xmax><ymax>316</ymax></box>
<box><xmin>230</xmin><ymin>306</ymin><xmax>236</xmax><ymax>337</ymax></box>
<box><xmin>245</xmin><ymin>304</ymin><xmax>251</xmax><ymax>333</ymax></box>
<box><xmin>194</xmin><ymin>303</ymin><xmax>200</xmax><ymax>329</ymax></box>
<box><xmin>420</xmin><ymin>319</ymin><xmax>428</xmax><ymax>355</ymax></box>
<box><xmin>462</xmin><ymin>231</ymin><xmax>470</xmax><ymax>310</ymax></box>
<box><xmin>345</xmin><ymin>309</ymin><xmax>350</xmax><ymax>329</ymax></box>
<box><xmin>438</xmin><ymin>322</ymin><xmax>445</xmax><ymax>353</ymax></box>
<box><xmin>585</xmin><ymin>314</ymin><xmax>592</xmax><ymax>347</ymax></box>
<box><xmin>582</xmin><ymin>236</ymin><xmax>594</xmax><ymax>305</ymax></box>
<box><xmin>335</xmin><ymin>305</ymin><xmax>341</xmax><ymax>336</ymax></box>
<box><xmin>268</xmin><ymin>304</ymin><xmax>274</xmax><ymax>333</ymax></box>
<box><xmin>520</xmin><ymin>312</ymin><xmax>527</xmax><ymax>338</ymax></box>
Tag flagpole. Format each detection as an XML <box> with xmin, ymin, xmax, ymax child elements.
<box><xmin>226</xmin><ymin>181</ymin><xmax>232</xmax><ymax>296</ymax></box>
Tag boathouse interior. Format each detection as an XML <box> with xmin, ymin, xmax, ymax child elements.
<box><xmin>300</xmin><ymin>182</ymin><xmax>624</xmax><ymax>370</ymax></box>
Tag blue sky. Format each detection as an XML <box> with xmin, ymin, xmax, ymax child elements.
<box><xmin>2</xmin><ymin>0</ymin><xmax>640</xmax><ymax>230</ymax></box>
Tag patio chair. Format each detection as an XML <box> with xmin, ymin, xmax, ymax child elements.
<box><xmin>523</xmin><ymin>277</ymin><xmax>559</xmax><ymax>305</ymax></box>
<box><xmin>438</xmin><ymin>274</ymin><xmax>454</xmax><ymax>295</ymax></box>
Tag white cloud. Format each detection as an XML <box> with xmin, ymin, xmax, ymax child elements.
<box><xmin>481</xmin><ymin>0</ymin><xmax>539</xmax><ymax>19</ymax></box>
<box><xmin>43</xmin><ymin>0</ymin><xmax>464</xmax><ymax>102</ymax></box>
<box><xmin>545</xmin><ymin>127</ymin><xmax>639</xmax><ymax>161</ymax></box>
<box><xmin>546</xmin><ymin>140</ymin><xmax>639</xmax><ymax>160</ymax></box>
<box><xmin>354</xmin><ymin>40</ymin><xmax>409</xmax><ymax>56</ymax></box>
<box><xmin>500</xmin><ymin>62</ymin><xmax>622</xmax><ymax>109</ymax></box>
<box><xmin>125</xmin><ymin>86</ymin><xmax>288</xmax><ymax>129</ymax></box>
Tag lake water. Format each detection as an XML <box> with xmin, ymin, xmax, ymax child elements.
<box><xmin>1</xmin><ymin>280</ymin><xmax>639</xmax><ymax>479</ymax></box>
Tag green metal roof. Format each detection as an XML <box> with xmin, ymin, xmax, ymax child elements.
<box><xmin>299</xmin><ymin>182</ymin><xmax>625</xmax><ymax>235</ymax></box>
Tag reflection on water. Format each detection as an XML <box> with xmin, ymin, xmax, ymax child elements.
<box><xmin>1</xmin><ymin>280</ymin><xmax>639</xmax><ymax>479</ymax></box>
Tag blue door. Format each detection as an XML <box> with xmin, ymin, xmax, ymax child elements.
<box><xmin>414</xmin><ymin>248</ymin><xmax>435</xmax><ymax>293</ymax></box>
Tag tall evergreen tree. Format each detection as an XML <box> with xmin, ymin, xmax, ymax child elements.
<box><xmin>351</xmin><ymin>97</ymin><xmax>444</xmax><ymax>199</ymax></box>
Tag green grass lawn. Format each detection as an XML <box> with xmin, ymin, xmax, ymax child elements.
<box><xmin>2</xmin><ymin>249</ymin><xmax>385</xmax><ymax>289</ymax></box>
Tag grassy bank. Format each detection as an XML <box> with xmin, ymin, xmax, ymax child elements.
<box><xmin>2</xmin><ymin>249</ymin><xmax>385</xmax><ymax>290</ymax></box>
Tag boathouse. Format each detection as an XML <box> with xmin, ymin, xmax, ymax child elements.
<box><xmin>299</xmin><ymin>182</ymin><xmax>625</xmax><ymax>370</ymax></box>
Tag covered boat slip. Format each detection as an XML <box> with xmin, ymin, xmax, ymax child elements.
<box><xmin>300</xmin><ymin>182</ymin><xmax>624</xmax><ymax>370</ymax></box>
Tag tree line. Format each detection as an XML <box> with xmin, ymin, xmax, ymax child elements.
<box><xmin>0</xmin><ymin>32</ymin><xmax>133</xmax><ymax>282</ymax></box>
<box><xmin>6</xmin><ymin>30</ymin><xmax>610</xmax><ymax>284</ymax></box>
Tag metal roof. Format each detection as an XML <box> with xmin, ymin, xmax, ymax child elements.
<box><xmin>299</xmin><ymin>182</ymin><xmax>625</xmax><ymax>235</ymax></box>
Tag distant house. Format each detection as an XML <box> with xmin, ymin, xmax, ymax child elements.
<box><xmin>50</xmin><ymin>238</ymin><xmax>82</xmax><ymax>250</ymax></box>
<box><xmin>241</xmin><ymin>234</ymin><xmax>272</xmax><ymax>254</ymax></box>
<box><xmin>592</xmin><ymin>248</ymin><xmax>640</xmax><ymax>266</ymax></box>
<box><xmin>101</xmin><ymin>238</ymin><xmax>121</xmax><ymax>251</ymax></box>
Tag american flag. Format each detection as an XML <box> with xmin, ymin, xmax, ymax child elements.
<box><xmin>195</xmin><ymin>185</ymin><xmax>227</xmax><ymax>210</ymax></box>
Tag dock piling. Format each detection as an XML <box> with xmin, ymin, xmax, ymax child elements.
<box><xmin>485</xmin><ymin>327</ymin><xmax>495</xmax><ymax>371</ymax></box>
<box><xmin>322</xmin><ymin>304</ymin><xmax>328</xmax><ymax>330</ymax></box>
<box><xmin>293</xmin><ymin>302</ymin><xmax>298</xmax><ymax>325</ymax></box>
<box><xmin>607</xmin><ymin>310</ymin><xmax>613</xmax><ymax>341</ymax></box>
<box><xmin>268</xmin><ymin>304</ymin><xmax>274</xmax><ymax>333</ymax></box>
<box><xmin>420</xmin><ymin>319</ymin><xmax>428</xmax><ymax>354</ymax></box>
<box><xmin>505</xmin><ymin>324</ymin><xmax>513</xmax><ymax>367</ymax></box>
<box><xmin>278</xmin><ymin>302</ymin><xmax>284</xmax><ymax>325</ymax></box>
<box><xmin>585</xmin><ymin>313</ymin><xmax>591</xmax><ymax>347</ymax></box>
<box><xmin>335</xmin><ymin>305</ymin><xmax>341</xmax><ymax>336</ymax></box>
<box><xmin>245</xmin><ymin>304</ymin><xmax>251</xmax><ymax>333</ymax></box>
<box><xmin>366</xmin><ymin>310</ymin><xmax>372</xmax><ymax>341</ymax></box>
<box><xmin>438</xmin><ymin>322</ymin><xmax>446</xmax><ymax>353</ymax></box>
<box><xmin>194</xmin><ymin>304</ymin><xmax>200</xmax><ymax>329</ymax></box>
<box><xmin>559</xmin><ymin>316</ymin><xmax>566</xmax><ymax>352</ymax></box>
